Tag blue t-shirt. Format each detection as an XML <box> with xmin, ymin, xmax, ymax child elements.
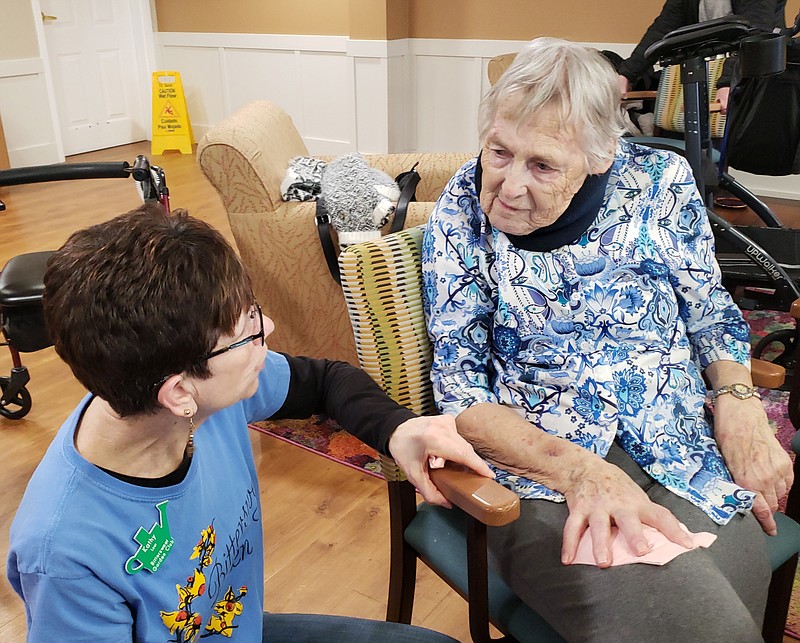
<box><xmin>8</xmin><ymin>351</ymin><xmax>290</xmax><ymax>642</ymax></box>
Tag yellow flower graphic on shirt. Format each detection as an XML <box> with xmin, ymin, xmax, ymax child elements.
<box><xmin>191</xmin><ymin>524</ymin><xmax>216</xmax><ymax>569</ymax></box>
<box><xmin>159</xmin><ymin>523</ymin><xmax>247</xmax><ymax>641</ymax></box>
<box><xmin>205</xmin><ymin>586</ymin><xmax>248</xmax><ymax>637</ymax></box>
<box><xmin>160</xmin><ymin>570</ymin><xmax>206</xmax><ymax>642</ymax></box>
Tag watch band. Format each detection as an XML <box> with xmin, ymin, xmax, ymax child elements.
<box><xmin>708</xmin><ymin>383</ymin><xmax>761</xmax><ymax>401</ymax></box>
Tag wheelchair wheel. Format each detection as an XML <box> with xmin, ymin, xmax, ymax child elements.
<box><xmin>0</xmin><ymin>376</ymin><xmax>32</xmax><ymax>419</ymax></box>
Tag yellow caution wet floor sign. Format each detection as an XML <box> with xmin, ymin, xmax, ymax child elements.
<box><xmin>151</xmin><ymin>71</ymin><xmax>194</xmax><ymax>155</ymax></box>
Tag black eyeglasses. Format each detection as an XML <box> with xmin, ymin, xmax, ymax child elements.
<box><xmin>198</xmin><ymin>302</ymin><xmax>265</xmax><ymax>363</ymax></box>
<box><xmin>153</xmin><ymin>303</ymin><xmax>265</xmax><ymax>389</ymax></box>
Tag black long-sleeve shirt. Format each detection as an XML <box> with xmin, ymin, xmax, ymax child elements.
<box><xmin>270</xmin><ymin>354</ymin><xmax>416</xmax><ymax>456</ymax></box>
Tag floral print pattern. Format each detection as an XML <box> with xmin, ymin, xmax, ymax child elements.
<box><xmin>160</xmin><ymin>524</ymin><xmax>248</xmax><ymax>641</ymax></box>
<box><xmin>422</xmin><ymin>140</ymin><xmax>755</xmax><ymax>524</ymax></box>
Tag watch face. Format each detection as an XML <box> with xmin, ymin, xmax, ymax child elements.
<box><xmin>710</xmin><ymin>383</ymin><xmax>760</xmax><ymax>401</ymax></box>
<box><xmin>730</xmin><ymin>383</ymin><xmax>755</xmax><ymax>399</ymax></box>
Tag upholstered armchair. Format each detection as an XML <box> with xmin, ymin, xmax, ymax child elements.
<box><xmin>197</xmin><ymin>100</ymin><xmax>472</xmax><ymax>364</ymax></box>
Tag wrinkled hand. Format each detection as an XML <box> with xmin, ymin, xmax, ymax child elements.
<box><xmin>388</xmin><ymin>415</ymin><xmax>494</xmax><ymax>507</ymax></box>
<box><xmin>561</xmin><ymin>458</ymin><xmax>694</xmax><ymax>568</ymax></box>
<box><xmin>714</xmin><ymin>396</ymin><xmax>794</xmax><ymax>535</ymax></box>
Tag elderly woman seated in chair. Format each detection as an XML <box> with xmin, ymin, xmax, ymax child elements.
<box><xmin>422</xmin><ymin>37</ymin><xmax>793</xmax><ymax>642</ymax></box>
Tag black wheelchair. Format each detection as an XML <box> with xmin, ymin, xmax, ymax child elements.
<box><xmin>0</xmin><ymin>155</ymin><xmax>169</xmax><ymax>419</ymax></box>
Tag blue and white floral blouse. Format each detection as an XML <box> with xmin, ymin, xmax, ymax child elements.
<box><xmin>422</xmin><ymin>140</ymin><xmax>755</xmax><ymax>524</ymax></box>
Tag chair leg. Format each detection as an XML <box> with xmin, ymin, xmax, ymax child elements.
<box><xmin>386</xmin><ymin>481</ymin><xmax>418</xmax><ymax>624</ymax></box>
<box><xmin>763</xmin><ymin>553</ymin><xmax>798</xmax><ymax>643</ymax></box>
<box><xmin>466</xmin><ymin>516</ymin><xmax>514</xmax><ymax>642</ymax></box>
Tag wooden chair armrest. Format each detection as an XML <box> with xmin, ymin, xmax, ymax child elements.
<box><xmin>621</xmin><ymin>91</ymin><xmax>721</xmax><ymax>113</ymax></box>
<box><xmin>623</xmin><ymin>90</ymin><xmax>657</xmax><ymax>100</ymax></box>
<box><xmin>791</xmin><ymin>299</ymin><xmax>800</xmax><ymax>320</ymax></box>
<box><xmin>429</xmin><ymin>463</ymin><xmax>520</xmax><ymax>527</ymax></box>
<box><xmin>752</xmin><ymin>358</ymin><xmax>786</xmax><ymax>389</ymax></box>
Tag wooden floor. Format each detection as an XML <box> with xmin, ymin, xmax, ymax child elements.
<box><xmin>0</xmin><ymin>142</ymin><xmax>478</xmax><ymax>642</ymax></box>
<box><xmin>0</xmin><ymin>143</ymin><xmax>797</xmax><ymax>643</ymax></box>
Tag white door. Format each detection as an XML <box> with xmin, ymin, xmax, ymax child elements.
<box><xmin>40</xmin><ymin>0</ymin><xmax>148</xmax><ymax>155</ymax></box>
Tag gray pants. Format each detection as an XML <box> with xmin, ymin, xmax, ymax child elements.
<box><xmin>488</xmin><ymin>444</ymin><xmax>771</xmax><ymax>643</ymax></box>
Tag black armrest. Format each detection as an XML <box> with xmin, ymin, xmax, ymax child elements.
<box><xmin>0</xmin><ymin>162</ymin><xmax>131</xmax><ymax>187</ymax></box>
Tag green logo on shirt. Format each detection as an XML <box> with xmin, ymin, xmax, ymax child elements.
<box><xmin>125</xmin><ymin>500</ymin><xmax>175</xmax><ymax>574</ymax></box>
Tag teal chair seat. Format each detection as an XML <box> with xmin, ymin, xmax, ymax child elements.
<box><xmin>406</xmin><ymin>504</ymin><xmax>564</xmax><ymax>643</ymax></box>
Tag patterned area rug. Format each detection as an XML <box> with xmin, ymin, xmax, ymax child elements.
<box><xmin>250</xmin><ymin>417</ymin><xmax>382</xmax><ymax>478</ymax></box>
<box><xmin>251</xmin><ymin>308</ymin><xmax>799</xmax><ymax>636</ymax></box>
<box><xmin>745</xmin><ymin>309</ymin><xmax>794</xmax><ymax>452</ymax></box>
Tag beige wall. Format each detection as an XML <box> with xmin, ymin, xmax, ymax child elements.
<box><xmin>24</xmin><ymin>0</ymin><xmax>800</xmax><ymax>64</ymax></box>
<box><xmin>408</xmin><ymin>0</ymin><xmax>664</xmax><ymax>41</ymax></box>
<box><xmin>154</xmin><ymin>0</ymin><xmax>350</xmax><ymax>36</ymax></box>
<box><xmin>155</xmin><ymin>0</ymin><xmax>800</xmax><ymax>41</ymax></box>
<box><xmin>0</xmin><ymin>0</ymin><xmax>792</xmax><ymax>60</ymax></box>
<box><xmin>155</xmin><ymin>0</ymin><xmax>666</xmax><ymax>41</ymax></box>
<box><xmin>0</xmin><ymin>0</ymin><xmax>39</xmax><ymax>60</ymax></box>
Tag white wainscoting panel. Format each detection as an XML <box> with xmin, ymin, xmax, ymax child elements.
<box><xmin>158</xmin><ymin>45</ymin><xmax>225</xmax><ymax>141</ymax></box>
<box><xmin>412</xmin><ymin>54</ymin><xmax>483</xmax><ymax>153</ymax></box>
<box><xmin>153</xmin><ymin>33</ymin><xmax>799</xmax><ymax>200</ymax></box>
<box><xmin>299</xmin><ymin>51</ymin><xmax>355</xmax><ymax>156</ymax></box>
<box><xmin>0</xmin><ymin>59</ymin><xmax>60</xmax><ymax>166</ymax></box>
<box><xmin>353</xmin><ymin>55</ymin><xmax>390</xmax><ymax>153</ymax></box>
<box><xmin>223</xmin><ymin>49</ymin><xmax>304</xmax><ymax>129</ymax></box>
<box><xmin>728</xmin><ymin>169</ymin><xmax>800</xmax><ymax>201</ymax></box>
<box><xmin>387</xmin><ymin>45</ymin><xmax>412</xmax><ymax>153</ymax></box>
<box><xmin>157</xmin><ymin>33</ymin><xmax>358</xmax><ymax>155</ymax></box>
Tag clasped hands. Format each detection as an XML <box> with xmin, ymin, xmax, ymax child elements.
<box><xmin>388</xmin><ymin>415</ymin><xmax>494</xmax><ymax>507</ymax></box>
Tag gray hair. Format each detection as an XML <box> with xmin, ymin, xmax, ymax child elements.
<box><xmin>479</xmin><ymin>38</ymin><xmax>627</xmax><ymax>172</ymax></box>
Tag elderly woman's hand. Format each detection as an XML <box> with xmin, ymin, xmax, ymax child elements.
<box><xmin>560</xmin><ymin>458</ymin><xmax>695</xmax><ymax>567</ymax></box>
<box><xmin>713</xmin><ymin>395</ymin><xmax>794</xmax><ymax>536</ymax></box>
<box><xmin>388</xmin><ymin>415</ymin><xmax>495</xmax><ymax>508</ymax></box>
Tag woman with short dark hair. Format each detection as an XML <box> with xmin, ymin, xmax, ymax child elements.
<box><xmin>8</xmin><ymin>203</ymin><xmax>489</xmax><ymax>642</ymax></box>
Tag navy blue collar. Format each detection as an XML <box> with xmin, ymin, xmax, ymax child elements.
<box><xmin>475</xmin><ymin>152</ymin><xmax>611</xmax><ymax>252</ymax></box>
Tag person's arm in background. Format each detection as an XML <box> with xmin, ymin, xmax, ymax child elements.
<box><xmin>617</xmin><ymin>0</ymin><xmax>688</xmax><ymax>95</ymax></box>
<box><xmin>717</xmin><ymin>0</ymin><xmax>787</xmax><ymax>111</ymax></box>
<box><xmin>663</xmin><ymin>152</ymin><xmax>792</xmax><ymax>534</ymax></box>
<box><xmin>269</xmin><ymin>354</ymin><xmax>493</xmax><ymax>507</ymax></box>
<box><xmin>424</xmin><ymin>160</ymin><xmax>693</xmax><ymax>566</ymax></box>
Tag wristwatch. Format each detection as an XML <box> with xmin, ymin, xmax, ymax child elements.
<box><xmin>708</xmin><ymin>383</ymin><xmax>762</xmax><ymax>401</ymax></box>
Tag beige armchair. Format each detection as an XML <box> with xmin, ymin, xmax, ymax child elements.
<box><xmin>197</xmin><ymin>100</ymin><xmax>472</xmax><ymax>364</ymax></box>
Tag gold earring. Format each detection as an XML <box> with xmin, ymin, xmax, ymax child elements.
<box><xmin>184</xmin><ymin>409</ymin><xmax>195</xmax><ymax>458</ymax></box>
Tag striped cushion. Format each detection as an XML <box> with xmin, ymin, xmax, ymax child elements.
<box><xmin>654</xmin><ymin>56</ymin><xmax>727</xmax><ymax>138</ymax></box>
<box><xmin>339</xmin><ymin>226</ymin><xmax>435</xmax><ymax>417</ymax></box>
